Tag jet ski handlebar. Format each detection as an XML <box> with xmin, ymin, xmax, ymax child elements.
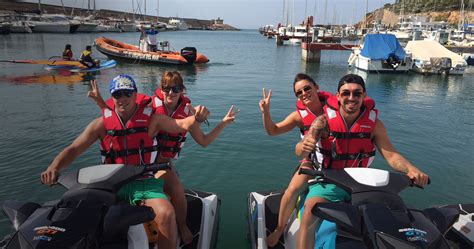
<box><xmin>143</xmin><ymin>162</ymin><xmax>171</xmax><ymax>173</ymax></box>
<box><xmin>298</xmin><ymin>167</ymin><xmax>323</xmax><ymax>177</ymax></box>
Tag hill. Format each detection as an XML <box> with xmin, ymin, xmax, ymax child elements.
<box><xmin>357</xmin><ymin>0</ymin><xmax>472</xmax><ymax>28</ymax></box>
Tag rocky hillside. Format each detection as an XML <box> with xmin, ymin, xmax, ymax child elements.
<box><xmin>357</xmin><ymin>0</ymin><xmax>472</xmax><ymax>28</ymax></box>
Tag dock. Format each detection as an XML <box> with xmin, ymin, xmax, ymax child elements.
<box><xmin>301</xmin><ymin>42</ymin><xmax>355</xmax><ymax>62</ymax></box>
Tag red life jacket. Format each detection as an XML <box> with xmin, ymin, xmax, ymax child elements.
<box><xmin>100</xmin><ymin>95</ymin><xmax>158</xmax><ymax>165</ymax></box>
<box><xmin>318</xmin><ymin>95</ymin><xmax>378</xmax><ymax>169</ymax></box>
<box><xmin>296</xmin><ymin>90</ymin><xmax>333</xmax><ymax>138</ymax></box>
<box><xmin>152</xmin><ymin>89</ymin><xmax>192</xmax><ymax>159</ymax></box>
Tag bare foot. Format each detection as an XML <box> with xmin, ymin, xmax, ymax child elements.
<box><xmin>179</xmin><ymin>224</ymin><xmax>194</xmax><ymax>245</ymax></box>
<box><xmin>266</xmin><ymin>228</ymin><xmax>283</xmax><ymax>248</ymax></box>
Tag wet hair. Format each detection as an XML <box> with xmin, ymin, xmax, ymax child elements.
<box><xmin>86</xmin><ymin>45</ymin><xmax>92</xmax><ymax>50</ymax></box>
<box><xmin>293</xmin><ymin>73</ymin><xmax>318</xmax><ymax>91</ymax></box>
<box><xmin>65</xmin><ymin>44</ymin><xmax>71</xmax><ymax>50</ymax></box>
<box><xmin>337</xmin><ymin>74</ymin><xmax>366</xmax><ymax>92</ymax></box>
<box><xmin>160</xmin><ymin>71</ymin><xmax>186</xmax><ymax>90</ymax></box>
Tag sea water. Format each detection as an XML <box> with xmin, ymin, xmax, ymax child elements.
<box><xmin>0</xmin><ymin>30</ymin><xmax>473</xmax><ymax>248</ymax></box>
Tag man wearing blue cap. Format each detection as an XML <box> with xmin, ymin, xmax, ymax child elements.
<box><xmin>41</xmin><ymin>74</ymin><xmax>209</xmax><ymax>249</ymax></box>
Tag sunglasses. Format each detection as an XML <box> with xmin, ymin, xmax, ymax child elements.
<box><xmin>162</xmin><ymin>85</ymin><xmax>183</xmax><ymax>94</ymax></box>
<box><xmin>295</xmin><ymin>85</ymin><xmax>312</xmax><ymax>98</ymax></box>
<box><xmin>340</xmin><ymin>91</ymin><xmax>363</xmax><ymax>98</ymax></box>
<box><xmin>112</xmin><ymin>90</ymin><xmax>134</xmax><ymax>99</ymax></box>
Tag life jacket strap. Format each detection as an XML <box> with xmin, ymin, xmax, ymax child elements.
<box><xmin>100</xmin><ymin>145</ymin><xmax>159</xmax><ymax>158</ymax></box>
<box><xmin>329</xmin><ymin>131</ymin><xmax>371</xmax><ymax>139</ymax></box>
<box><xmin>156</xmin><ymin>133</ymin><xmax>187</xmax><ymax>142</ymax></box>
<box><xmin>106</xmin><ymin>127</ymin><xmax>148</xmax><ymax>137</ymax></box>
<box><xmin>318</xmin><ymin>148</ymin><xmax>375</xmax><ymax>160</ymax></box>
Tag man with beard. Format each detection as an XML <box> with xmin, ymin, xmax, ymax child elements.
<box><xmin>295</xmin><ymin>74</ymin><xmax>429</xmax><ymax>249</ymax></box>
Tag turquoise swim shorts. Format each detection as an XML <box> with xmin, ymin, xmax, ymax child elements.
<box><xmin>306</xmin><ymin>181</ymin><xmax>351</xmax><ymax>203</ymax></box>
<box><xmin>117</xmin><ymin>178</ymin><xmax>168</xmax><ymax>205</ymax></box>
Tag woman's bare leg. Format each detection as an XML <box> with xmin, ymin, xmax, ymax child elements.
<box><xmin>161</xmin><ymin>169</ymin><xmax>194</xmax><ymax>245</ymax></box>
<box><xmin>267</xmin><ymin>171</ymin><xmax>312</xmax><ymax>247</ymax></box>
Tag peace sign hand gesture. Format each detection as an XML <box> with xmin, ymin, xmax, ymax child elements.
<box><xmin>87</xmin><ymin>80</ymin><xmax>101</xmax><ymax>101</ymax></box>
<box><xmin>259</xmin><ymin>88</ymin><xmax>272</xmax><ymax>113</ymax></box>
<box><xmin>87</xmin><ymin>80</ymin><xmax>108</xmax><ymax>109</ymax></box>
<box><xmin>222</xmin><ymin>105</ymin><xmax>240</xmax><ymax>124</ymax></box>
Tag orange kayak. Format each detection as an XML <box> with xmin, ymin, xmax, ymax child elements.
<box><xmin>94</xmin><ymin>37</ymin><xmax>209</xmax><ymax>65</ymax></box>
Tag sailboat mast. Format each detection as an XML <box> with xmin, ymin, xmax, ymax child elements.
<box><xmin>323</xmin><ymin>0</ymin><xmax>327</xmax><ymax>25</ymax></box>
<box><xmin>459</xmin><ymin>0</ymin><xmax>465</xmax><ymax>30</ymax></box>
<box><xmin>38</xmin><ymin>0</ymin><xmax>42</xmax><ymax>14</ymax></box>
<box><xmin>313</xmin><ymin>0</ymin><xmax>317</xmax><ymax>25</ymax></box>
<box><xmin>156</xmin><ymin>0</ymin><xmax>159</xmax><ymax>23</ymax></box>
<box><xmin>364</xmin><ymin>0</ymin><xmax>368</xmax><ymax>29</ymax></box>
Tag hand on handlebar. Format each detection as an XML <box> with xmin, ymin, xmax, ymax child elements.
<box><xmin>40</xmin><ymin>167</ymin><xmax>59</xmax><ymax>186</ymax></box>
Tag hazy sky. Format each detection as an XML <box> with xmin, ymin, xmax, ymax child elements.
<box><xmin>21</xmin><ymin>0</ymin><xmax>395</xmax><ymax>28</ymax></box>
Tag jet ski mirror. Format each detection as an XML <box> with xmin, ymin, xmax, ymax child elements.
<box><xmin>312</xmin><ymin>202</ymin><xmax>362</xmax><ymax>236</ymax></box>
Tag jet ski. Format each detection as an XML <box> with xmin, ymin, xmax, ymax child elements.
<box><xmin>1</xmin><ymin>163</ymin><xmax>220</xmax><ymax>249</ymax></box>
<box><xmin>248</xmin><ymin>167</ymin><xmax>473</xmax><ymax>249</ymax></box>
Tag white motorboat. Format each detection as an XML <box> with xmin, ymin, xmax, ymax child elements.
<box><xmin>348</xmin><ymin>34</ymin><xmax>411</xmax><ymax>73</ymax></box>
<box><xmin>168</xmin><ymin>18</ymin><xmax>189</xmax><ymax>31</ymax></box>
<box><xmin>405</xmin><ymin>40</ymin><xmax>468</xmax><ymax>75</ymax></box>
<box><xmin>27</xmin><ymin>14</ymin><xmax>72</xmax><ymax>33</ymax></box>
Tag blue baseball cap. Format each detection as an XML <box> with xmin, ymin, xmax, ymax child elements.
<box><xmin>109</xmin><ymin>74</ymin><xmax>137</xmax><ymax>94</ymax></box>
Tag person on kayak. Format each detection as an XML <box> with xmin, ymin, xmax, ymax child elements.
<box><xmin>62</xmin><ymin>44</ymin><xmax>73</xmax><ymax>60</ymax></box>
<box><xmin>295</xmin><ymin>74</ymin><xmax>429</xmax><ymax>249</ymax></box>
<box><xmin>80</xmin><ymin>45</ymin><xmax>99</xmax><ymax>68</ymax></box>
<box><xmin>41</xmin><ymin>74</ymin><xmax>210</xmax><ymax>249</ymax></box>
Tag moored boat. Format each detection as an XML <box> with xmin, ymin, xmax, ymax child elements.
<box><xmin>348</xmin><ymin>34</ymin><xmax>411</xmax><ymax>73</ymax></box>
<box><xmin>95</xmin><ymin>37</ymin><xmax>209</xmax><ymax>65</ymax></box>
<box><xmin>405</xmin><ymin>40</ymin><xmax>468</xmax><ymax>75</ymax></box>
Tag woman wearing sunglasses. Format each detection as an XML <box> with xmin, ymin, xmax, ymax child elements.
<box><xmin>88</xmin><ymin>71</ymin><xmax>237</xmax><ymax>245</ymax></box>
<box><xmin>260</xmin><ymin>73</ymin><xmax>332</xmax><ymax>247</ymax></box>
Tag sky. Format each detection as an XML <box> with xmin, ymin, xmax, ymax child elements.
<box><xmin>20</xmin><ymin>0</ymin><xmax>395</xmax><ymax>29</ymax></box>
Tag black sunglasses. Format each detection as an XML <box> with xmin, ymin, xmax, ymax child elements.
<box><xmin>162</xmin><ymin>85</ymin><xmax>183</xmax><ymax>94</ymax></box>
<box><xmin>112</xmin><ymin>90</ymin><xmax>134</xmax><ymax>99</ymax></box>
<box><xmin>340</xmin><ymin>91</ymin><xmax>363</xmax><ymax>98</ymax></box>
<box><xmin>295</xmin><ymin>85</ymin><xmax>312</xmax><ymax>98</ymax></box>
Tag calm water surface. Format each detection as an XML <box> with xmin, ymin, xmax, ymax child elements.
<box><xmin>0</xmin><ymin>30</ymin><xmax>473</xmax><ymax>248</ymax></box>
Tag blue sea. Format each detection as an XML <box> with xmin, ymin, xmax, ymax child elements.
<box><xmin>0</xmin><ymin>30</ymin><xmax>473</xmax><ymax>248</ymax></box>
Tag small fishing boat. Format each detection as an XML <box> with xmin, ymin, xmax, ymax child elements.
<box><xmin>94</xmin><ymin>37</ymin><xmax>209</xmax><ymax>65</ymax></box>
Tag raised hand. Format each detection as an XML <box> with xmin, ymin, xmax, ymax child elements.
<box><xmin>190</xmin><ymin>104</ymin><xmax>210</xmax><ymax>123</ymax></box>
<box><xmin>87</xmin><ymin>79</ymin><xmax>108</xmax><ymax>109</ymax></box>
<box><xmin>222</xmin><ymin>105</ymin><xmax>240</xmax><ymax>124</ymax></box>
<box><xmin>87</xmin><ymin>79</ymin><xmax>101</xmax><ymax>101</ymax></box>
<box><xmin>259</xmin><ymin>88</ymin><xmax>272</xmax><ymax>113</ymax></box>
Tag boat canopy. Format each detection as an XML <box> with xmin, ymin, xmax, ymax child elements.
<box><xmin>361</xmin><ymin>34</ymin><xmax>406</xmax><ymax>60</ymax></box>
<box><xmin>405</xmin><ymin>40</ymin><xmax>466</xmax><ymax>65</ymax></box>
